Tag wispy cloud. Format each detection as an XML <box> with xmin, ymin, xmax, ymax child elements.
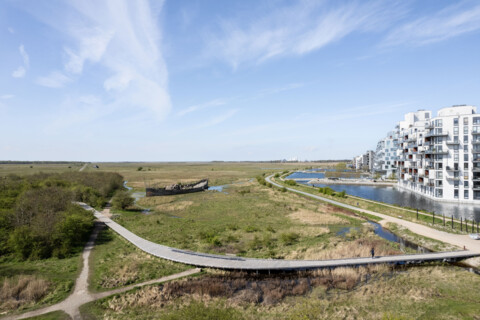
<box><xmin>11</xmin><ymin>45</ymin><xmax>29</xmax><ymax>78</ymax></box>
<box><xmin>12</xmin><ymin>66</ymin><xmax>26</xmax><ymax>78</ymax></box>
<box><xmin>199</xmin><ymin>109</ymin><xmax>238</xmax><ymax>128</ymax></box>
<box><xmin>205</xmin><ymin>1</ymin><xmax>404</xmax><ymax>69</ymax></box>
<box><xmin>36</xmin><ymin>71</ymin><xmax>71</xmax><ymax>88</ymax></box>
<box><xmin>177</xmin><ymin>98</ymin><xmax>227</xmax><ymax>117</ymax></box>
<box><xmin>383</xmin><ymin>2</ymin><xmax>480</xmax><ymax>46</ymax></box>
<box><xmin>1</xmin><ymin>94</ymin><xmax>14</xmax><ymax>100</ymax></box>
<box><xmin>30</xmin><ymin>0</ymin><xmax>171</xmax><ymax>119</ymax></box>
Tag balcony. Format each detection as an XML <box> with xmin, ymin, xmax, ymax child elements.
<box><xmin>473</xmin><ymin>158</ymin><xmax>480</xmax><ymax>163</ymax></box>
<box><xmin>446</xmin><ymin>140</ymin><xmax>460</xmax><ymax>145</ymax></box>
<box><xmin>446</xmin><ymin>166</ymin><xmax>459</xmax><ymax>171</ymax></box>
<box><xmin>446</xmin><ymin>176</ymin><xmax>460</xmax><ymax>181</ymax></box>
<box><xmin>473</xmin><ymin>140</ymin><xmax>480</xmax><ymax>145</ymax></box>
<box><xmin>425</xmin><ymin>131</ymin><xmax>449</xmax><ymax>138</ymax></box>
<box><xmin>425</xmin><ymin>149</ymin><xmax>448</xmax><ymax>155</ymax></box>
<box><xmin>472</xmin><ymin>131</ymin><xmax>480</xmax><ymax>135</ymax></box>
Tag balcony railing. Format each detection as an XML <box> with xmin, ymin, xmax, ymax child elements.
<box><xmin>446</xmin><ymin>166</ymin><xmax>459</xmax><ymax>171</ymax></box>
<box><xmin>472</xmin><ymin>131</ymin><xmax>480</xmax><ymax>135</ymax></box>
<box><xmin>446</xmin><ymin>140</ymin><xmax>460</xmax><ymax>145</ymax></box>
<box><xmin>425</xmin><ymin>131</ymin><xmax>449</xmax><ymax>138</ymax></box>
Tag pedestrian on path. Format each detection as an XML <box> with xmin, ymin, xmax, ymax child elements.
<box><xmin>371</xmin><ymin>247</ymin><xmax>375</xmax><ymax>258</ymax></box>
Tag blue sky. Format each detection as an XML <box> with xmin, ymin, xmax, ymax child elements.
<box><xmin>1</xmin><ymin>0</ymin><xmax>480</xmax><ymax>161</ymax></box>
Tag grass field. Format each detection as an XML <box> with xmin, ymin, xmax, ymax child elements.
<box><xmin>0</xmin><ymin>253</ymin><xmax>81</xmax><ymax>315</ymax></box>
<box><xmin>80</xmin><ymin>264</ymin><xmax>480</xmax><ymax>320</ymax></box>
<box><xmin>3</xmin><ymin>161</ymin><xmax>479</xmax><ymax>320</ymax></box>
<box><xmin>89</xmin><ymin>227</ymin><xmax>191</xmax><ymax>292</ymax></box>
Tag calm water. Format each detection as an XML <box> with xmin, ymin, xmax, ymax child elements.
<box><xmin>286</xmin><ymin>173</ymin><xmax>480</xmax><ymax>221</ymax></box>
<box><xmin>338</xmin><ymin>221</ymin><xmax>430</xmax><ymax>253</ymax></box>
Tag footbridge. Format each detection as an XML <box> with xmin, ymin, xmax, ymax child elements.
<box><xmin>77</xmin><ymin>203</ymin><xmax>479</xmax><ymax>272</ymax></box>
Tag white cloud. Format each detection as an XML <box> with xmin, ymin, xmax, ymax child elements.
<box><xmin>19</xmin><ymin>45</ymin><xmax>29</xmax><ymax>67</ymax></box>
<box><xmin>383</xmin><ymin>2</ymin><xmax>480</xmax><ymax>46</ymax></box>
<box><xmin>34</xmin><ymin>0</ymin><xmax>171</xmax><ymax>119</ymax></box>
<box><xmin>11</xmin><ymin>45</ymin><xmax>30</xmax><ymax>78</ymax></box>
<box><xmin>199</xmin><ymin>109</ymin><xmax>238</xmax><ymax>128</ymax></box>
<box><xmin>36</xmin><ymin>71</ymin><xmax>71</xmax><ymax>88</ymax></box>
<box><xmin>205</xmin><ymin>1</ymin><xmax>403</xmax><ymax>68</ymax></box>
<box><xmin>12</xmin><ymin>66</ymin><xmax>26</xmax><ymax>78</ymax></box>
<box><xmin>64</xmin><ymin>27</ymin><xmax>114</xmax><ymax>74</ymax></box>
<box><xmin>177</xmin><ymin>98</ymin><xmax>227</xmax><ymax>117</ymax></box>
<box><xmin>1</xmin><ymin>94</ymin><xmax>14</xmax><ymax>99</ymax></box>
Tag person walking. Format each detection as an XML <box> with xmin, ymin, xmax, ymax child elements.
<box><xmin>371</xmin><ymin>247</ymin><xmax>375</xmax><ymax>258</ymax></box>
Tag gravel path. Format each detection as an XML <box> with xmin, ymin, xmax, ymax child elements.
<box><xmin>4</xmin><ymin>220</ymin><xmax>200</xmax><ymax>320</ymax></box>
<box><xmin>267</xmin><ymin>175</ymin><xmax>480</xmax><ymax>254</ymax></box>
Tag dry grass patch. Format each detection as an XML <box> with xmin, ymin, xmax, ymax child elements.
<box><xmin>286</xmin><ymin>238</ymin><xmax>401</xmax><ymax>260</ymax></box>
<box><xmin>289</xmin><ymin>209</ymin><xmax>347</xmax><ymax>225</ymax></box>
<box><xmin>104</xmin><ymin>266</ymin><xmax>391</xmax><ymax>312</ymax></box>
<box><xmin>0</xmin><ymin>276</ymin><xmax>50</xmax><ymax>311</ymax></box>
<box><xmin>287</xmin><ymin>226</ymin><xmax>329</xmax><ymax>238</ymax></box>
<box><xmin>155</xmin><ymin>201</ymin><xmax>193</xmax><ymax>212</ymax></box>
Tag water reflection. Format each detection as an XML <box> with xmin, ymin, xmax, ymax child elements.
<box><xmin>285</xmin><ymin>174</ymin><xmax>480</xmax><ymax>221</ymax></box>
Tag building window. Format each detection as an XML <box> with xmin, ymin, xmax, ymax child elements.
<box><xmin>454</xmin><ymin>153</ymin><xmax>459</xmax><ymax>161</ymax></box>
<box><xmin>436</xmin><ymin>171</ymin><xmax>443</xmax><ymax>179</ymax></box>
<box><xmin>464</xmin><ymin>117</ymin><xmax>469</xmax><ymax>125</ymax></box>
<box><xmin>454</xmin><ymin>180</ymin><xmax>459</xmax><ymax>188</ymax></box>
<box><xmin>464</xmin><ymin>181</ymin><xmax>469</xmax><ymax>188</ymax></box>
<box><xmin>464</xmin><ymin>126</ymin><xmax>469</xmax><ymax>134</ymax></box>
<box><xmin>454</xmin><ymin>136</ymin><xmax>459</xmax><ymax>143</ymax></box>
<box><xmin>464</xmin><ymin>135</ymin><xmax>468</xmax><ymax>143</ymax></box>
<box><xmin>474</xmin><ymin>117</ymin><xmax>480</xmax><ymax>125</ymax></box>
<box><xmin>436</xmin><ymin>189</ymin><xmax>443</xmax><ymax>198</ymax></box>
<box><xmin>464</xmin><ymin>190</ymin><xmax>469</xmax><ymax>199</ymax></box>
<box><xmin>464</xmin><ymin>154</ymin><xmax>469</xmax><ymax>161</ymax></box>
<box><xmin>454</xmin><ymin>190</ymin><xmax>459</xmax><ymax>199</ymax></box>
<box><xmin>453</xmin><ymin>127</ymin><xmax>459</xmax><ymax>135</ymax></box>
<box><xmin>464</xmin><ymin>174</ymin><xmax>469</xmax><ymax>180</ymax></box>
<box><xmin>464</xmin><ymin>163</ymin><xmax>469</xmax><ymax>170</ymax></box>
<box><xmin>436</xmin><ymin>119</ymin><xmax>443</xmax><ymax>127</ymax></box>
<box><xmin>454</xmin><ymin>145</ymin><xmax>459</xmax><ymax>153</ymax></box>
<box><xmin>454</xmin><ymin>118</ymin><xmax>459</xmax><ymax>126</ymax></box>
<box><xmin>464</xmin><ymin>145</ymin><xmax>468</xmax><ymax>152</ymax></box>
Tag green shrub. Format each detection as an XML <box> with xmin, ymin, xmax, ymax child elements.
<box><xmin>112</xmin><ymin>191</ymin><xmax>135</xmax><ymax>210</ymax></box>
<box><xmin>280</xmin><ymin>232</ymin><xmax>299</xmax><ymax>245</ymax></box>
<box><xmin>284</xmin><ymin>180</ymin><xmax>297</xmax><ymax>186</ymax></box>
<box><xmin>281</xmin><ymin>187</ymin><xmax>287</xmax><ymax>192</ymax></box>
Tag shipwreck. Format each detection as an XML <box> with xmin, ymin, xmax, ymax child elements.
<box><xmin>146</xmin><ymin>179</ymin><xmax>209</xmax><ymax>197</ymax></box>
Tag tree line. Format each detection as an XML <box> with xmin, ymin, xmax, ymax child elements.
<box><xmin>0</xmin><ymin>172</ymin><xmax>123</xmax><ymax>260</ymax></box>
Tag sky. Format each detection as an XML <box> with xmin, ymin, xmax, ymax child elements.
<box><xmin>1</xmin><ymin>0</ymin><xmax>480</xmax><ymax>161</ymax></box>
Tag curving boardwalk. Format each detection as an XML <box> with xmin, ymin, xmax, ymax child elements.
<box><xmin>77</xmin><ymin>203</ymin><xmax>479</xmax><ymax>272</ymax></box>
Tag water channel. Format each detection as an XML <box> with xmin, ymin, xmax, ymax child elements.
<box><xmin>286</xmin><ymin>172</ymin><xmax>480</xmax><ymax>222</ymax></box>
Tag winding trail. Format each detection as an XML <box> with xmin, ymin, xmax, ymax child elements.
<box><xmin>266</xmin><ymin>175</ymin><xmax>480</xmax><ymax>254</ymax></box>
<box><xmin>4</xmin><ymin>221</ymin><xmax>200</xmax><ymax>320</ymax></box>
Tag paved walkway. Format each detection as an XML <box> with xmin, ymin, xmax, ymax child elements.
<box><xmin>267</xmin><ymin>175</ymin><xmax>480</xmax><ymax>254</ymax></box>
<box><xmin>75</xmin><ymin>203</ymin><xmax>478</xmax><ymax>272</ymax></box>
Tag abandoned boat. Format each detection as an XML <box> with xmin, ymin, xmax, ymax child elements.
<box><xmin>146</xmin><ymin>179</ymin><xmax>209</xmax><ymax>196</ymax></box>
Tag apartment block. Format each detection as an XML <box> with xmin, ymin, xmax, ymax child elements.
<box><xmin>374</xmin><ymin>131</ymin><xmax>400</xmax><ymax>178</ymax></box>
<box><xmin>396</xmin><ymin>105</ymin><xmax>480</xmax><ymax>203</ymax></box>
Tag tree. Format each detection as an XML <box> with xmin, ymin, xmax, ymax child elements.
<box><xmin>336</xmin><ymin>162</ymin><xmax>347</xmax><ymax>171</ymax></box>
<box><xmin>112</xmin><ymin>191</ymin><xmax>135</xmax><ymax>210</ymax></box>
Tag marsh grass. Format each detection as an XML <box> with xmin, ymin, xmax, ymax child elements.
<box><xmin>0</xmin><ymin>275</ymin><xmax>50</xmax><ymax>311</ymax></box>
<box><xmin>89</xmin><ymin>228</ymin><xmax>190</xmax><ymax>292</ymax></box>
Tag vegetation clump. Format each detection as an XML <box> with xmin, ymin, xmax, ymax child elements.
<box><xmin>112</xmin><ymin>191</ymin><xmax>135</xmax><ymax>210</ymax></box>
<box><xmin>0</xmin><ymin>172</ymin><xmax>123</xmax><ymax>260</ymax></box>
<box><xmin>318</xmin><ymin>187</ymin><xmax>347</xmax><ymax>198</ymax></box>
<box><xmin>284</xmin><ymin>180</ymin><xmax>297</xmax><ymax>186</ymax></box>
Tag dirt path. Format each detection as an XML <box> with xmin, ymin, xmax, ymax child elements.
<box><xmin>4</xmin><ymin>218</ymin><xmax>200</xmax><ymax>320</ymax></box>
<box><xmin>78</xmin><ymin>163</ymin><xmax>88</xmax><ymax>172</ymax></box>
<box><xmin>268</xmin><ymin>175</ymin><xmax>480</xmax><ymax>255</ymax></box>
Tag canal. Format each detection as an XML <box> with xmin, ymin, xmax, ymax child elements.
<box><xmin>286</xmin><ymin>172</ymin><xmax>480</xmax><ymax>222</ymax></box>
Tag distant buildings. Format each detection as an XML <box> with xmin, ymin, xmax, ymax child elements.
<box><xmin>356</xmin><ymin>105</ymin><xmax>480</xmax><ymax>203</ymax></box>
<box><xmin>352</xmin><ymin>150</ymin><xmax>374</xmax><ymax>171</ymax></box>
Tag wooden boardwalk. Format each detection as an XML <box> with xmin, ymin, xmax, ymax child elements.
<box><xmin>77</xmin><ymin>203</ymin><xmax>479</xmax><ymax>272</ymax></box>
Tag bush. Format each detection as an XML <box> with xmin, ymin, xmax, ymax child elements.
<box><xmin>281</xmin><ymin>187</ymin><xmax>287</xmax><ymax>192</ymax></box>
<box><xmin>137</xmin><ymin>167</ymin><xmax>143</xmax><ymax>171</ymax></box>
<box><xmin>112</xmin><ymin>191</ymin><xmax>135</xmax><ymax>210</ymax></box>
<box><xmin>274</xmin><ymin>173</ymin><xmax>280</xmax><ymax>178</ymax></box>
<box><xmin>256</xmin><ymin>176</ymin><xmax>267</xmax><ymax>186</ymax></box>
<box><xmin>280</xmin><ymin>232</ymin><xmax>299</xmax><ymax>245</ymax></box>
<box><xmin>284</xmin><ymin>180</ymin><xmax>297</xmax><ymax>186</ymax></box>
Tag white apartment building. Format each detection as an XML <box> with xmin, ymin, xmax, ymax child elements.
<box><xmin>353</xmin><ymin>151</ymin><xmax>375</xmax><ymax>171</ymax></box>
<box><xmin>374</xmin><ymin>131</ymin><xmax>400</xmax><ymax>178</ymax></box>
<box><xmin>396</xmin><ymin>105</ymin><xmax>480</xmax><ymax>203</ymax></box>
